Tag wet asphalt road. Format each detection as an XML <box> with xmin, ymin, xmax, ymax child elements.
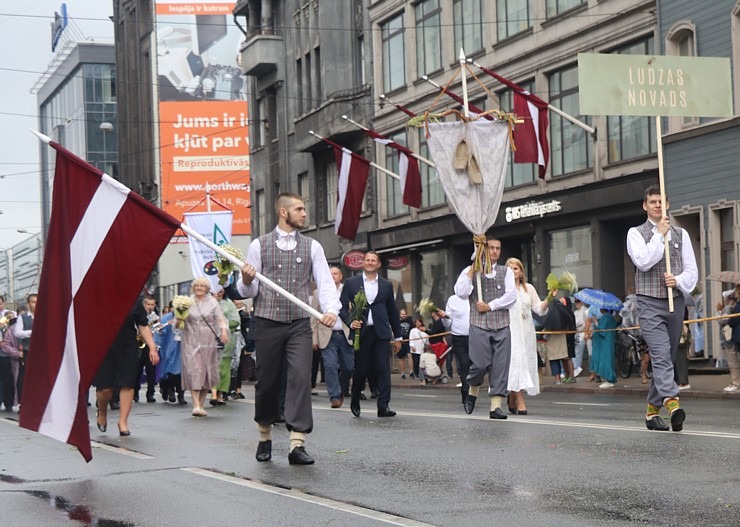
<box><xmin>1</xmin><ymin>387</ymin><xmax>739</xmax><ymax>527</ymax></box>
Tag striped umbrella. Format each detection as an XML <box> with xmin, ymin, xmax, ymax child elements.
<box><xmin>707</xmin><ymin>271</ymin><xmax>740</xmax><ymax>284</ymax></box>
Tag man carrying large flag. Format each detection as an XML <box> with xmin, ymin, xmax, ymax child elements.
<box><xmin>18</xmin><ymin>141</ymin><xmax>181</xmax><ymax>462</ymax></box>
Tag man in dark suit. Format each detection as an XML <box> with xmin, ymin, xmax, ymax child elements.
<box><xmin>340</xmin><ymin>251</ymin><xmax>402</xmax><ymax>418</ymax></box>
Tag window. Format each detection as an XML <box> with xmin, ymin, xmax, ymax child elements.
<box><xmin>385</xmin><ymin>131</ymin><xmax>409</xmax><ymax>217</ymax></box>
<box><xmin>549</xmin><ymin>226</ymin><xmax>592</xmax><ymax>290</ymax></box>
<box><xmin>314</xmin><ymin>47</ymin><xmax>322</xmax><ymax>106</ymax></box>
<box><xmin>420</xmin><ymin>249</ymin><xmax>448</xmax><ymax>311</ymax></box>
<box><xmin>454</xmin><ymin>0</ymin><xmax>483</xmax><ymax>54</ymax></box>
<box><xmin>498</xmin><ymin>85</ymin><xmax>537</xmax><ymax>186</ymax></box>
<box><xmin>305</xmin><ymin>52</ymin><xmax>313</xmax><ymax>111</ymax></box>
<box><xmin>416</xmin><ymin>1</ymin><xmax>442</xmax><ymax>77</ymax></box>
<box><xmin>549</xmin><ymin>65</ymin><xmax>592</xmax><ymax>176</ymax></box>
<box><xmin>296</xmin><ymin>58</ymin><xmax>303</xmax><ymax>115</ymax></box>
<box><xmin>497</xmin><ymin>0</ymin><xmax>531</xmax><ymax>40</ymax></box>
<box><xmin>732</xmin><ymin>4</ymin><xmax>740</xmax><ymax>112</ymax></box>
<box><xmin>298</xmin><ymin>172</ymin><xmax>310</xmax><ymax>225</ymax></box>
<box><xmin>325</xmin><ymin>160</ymin><xmax>338</xmax><ymax>224</ymax></box>
<box><xmin>666</xmin><ymin>23</ymin><xmax>698</xmax><ymax>128</ymax></box>
<box><xmin>546</xmin><ymin>0</ymin><xmax>585</xmax><ymax>18</ymax></box>
<box><xmin>607</xmin><ymin>37</ymin><xmax>656</xmax><ymax>163</ymax></box>
<box><xmin>720</xmin><ymin>208</ymin><xmax>736</xmax><ymax>275</ymax></box>
<box><xmin>382</xmin><ymin>13</ymin><xmax>406</xmax><ymax>92</ymax></box>
<box><xmin>256</xmin><ymin>189</ymin><xmax>267</xmax><ymax>235</ymax></box>
<box><xmin>418</xmin><ymin>128</ymin><xmax>446</xmax><ymax>207</ymax></box>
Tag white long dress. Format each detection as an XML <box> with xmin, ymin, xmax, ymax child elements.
<box><xmin>508</xmin><ymin>283</ymin><xmax>548</xmax><ymax>395</ymax></box>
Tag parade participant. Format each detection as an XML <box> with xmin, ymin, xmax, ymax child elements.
<box><xmin>627</xmin><ymin>185</ymin><xmax>697</xmax><ymax>432</ymax></box>
<box><xmin>505</xmin><ymin>258</ymin><xmax>555</xmax><ymax>415</ymax></box>
<box><xmin>238</xmin><ymin>193</ymin><xmax>339</xmax><ymax>465</ymax></box>
<box><xmin>397</xmin><ymin>309</ymin><xmax>413</xmax><ymax>379</ymax></box>
<box><xmin>0</xmin><ymin>311</ymin><xmax>21</xmax><ymax>412</ymax></box>
<box><xmin>210</xmin><ymin>289</ymin><xmax>240</xmax><ymax>406</ymax></box>
<box><xmin>340</xmin><ymin>251</ymin><xmax>402</xmax><ymax>418</ymax></box>
<box><xmin>13</xmin><ymin>293</ymin><xmax>36</xmax><ymax>401</ymax></box>
<box><xmin>441</xmin><ymin>293</ymin><xmax>470</xmax><ymax>404</ymax></box>
<box><xmin>311</xmin><ymin>266</ymin><xmax>353</xmax><ymax>409</ymax></box>
<box><xmin>409</xmin><ymin>318</ymin><xmax>429</xmax><ymax>383</ymax></box>
<box><xmin>181</xmin><ymin>277</ymin><xmax>229</xmax><ymax>417</ymax></box>
<box><xmin>455</xmin><ymin>237</ymin><xmax>516</xmax><ymax>419</ymax></box>
<box><xmin>94</xmin><ymin>295</ymin><xmax>159</xmax><ymax>436</ymax></box>
<box><xmin>156</xmin><ymin>307</ymin><xmax>186</xmax><ymax>405</ymax></box>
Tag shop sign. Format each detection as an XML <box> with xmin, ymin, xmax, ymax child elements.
<box><xmin>385</xmin><ymin>255</ymin><xmax>409</xmax><ymax>270</ymax></box>
<box><xmin>342</xmin><ymin>250</ymin><xmax>365</xmax><ymax>270</ymax></box>
<box><xmin>505</xmin><ymin>200</ymin><xmax>562</xmax><ymax>223</ymax></box>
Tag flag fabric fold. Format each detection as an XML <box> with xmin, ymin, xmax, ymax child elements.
<box><xmin>475</xmin><ymin>65</ymin><xmax>550</xmax><ymax>178</ymax></box>
<box><xmin>19</xmin><ymin>142</ymin><xmax>180</xmax><ymax>462</ymax></box>
<box><xmin>361</xmin><ymin>128</ymin><xmax>422</xmax><ymax>209</ymax></box>
<box><xmin>317</xmin><ymin>137</ymin><xmax>371</xmax><ymax>241</ymax></box>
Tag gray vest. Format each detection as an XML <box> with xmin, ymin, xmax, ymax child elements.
<box><xmin>634</xmin><ymin>221</ymin><xmax>683</xmax><ymax>299</ymax></box>
<box><xmin>469</xmin><ymin>265</ymin><xmax>510</xmax><ymax>331</ymax></box>
<box><xmin>18</xmin><ymin>313</ymin><xmax>33</xmax><ymax>351</ymax></box>
<box><xmin>254</xmin><ymin>231</ymin><xmax>313</xmax><ymax>323</ymax></box>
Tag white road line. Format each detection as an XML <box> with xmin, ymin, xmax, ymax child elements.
<box><xmin>403</xmin><ymin>394</ymin><xmax>439</xmax><ymax>398</ymax></box>
<box><xmin>182</xmin><ymin>467</ymin><xmax>435</xmax><ymax>527</ymax></box>
<box><xmin>553</xmin><ymin>402</ymin><xmax>611</xmax><ymax>407</ymax></box>
<box><xmin>0</xmin><ymin>417</ymin><xmax>18</xmax><ymax>426</ymax></box>
<box><xmin>91</xmin><ymin>441</ymin><xmax>154</xmax><ymax>459</ymax></box>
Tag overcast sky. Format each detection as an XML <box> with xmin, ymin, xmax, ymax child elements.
<box><xmin>0</xmin><ymin>1</ymin><xmax>113</xmax><ymax>250</ymax></box>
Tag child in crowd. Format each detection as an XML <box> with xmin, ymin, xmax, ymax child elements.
<box><xmin>419</xmin><ymin>344</ymin><xmax>442</xmax><ymax>385</ymax></box>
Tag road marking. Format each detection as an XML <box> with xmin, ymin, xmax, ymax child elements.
<box><xmin>0</xmin><ymin>417</ymin><xmax>18</xmax><ymax>426</ymax></box>
<box><xmin>91</xmin><ymin>441</ymin><xmax>154</xmax><ymax>459</ymax></box>
<box><xmin>182</xmin><ymin>467</ymin><xmax>435</xmax><ymax>526</ymax></box>
<box><xmin>403</xmin><ymin>394</ymin><xmax>438</xmax><ymax>398</ymax></box>
<box><xmin>553</xmin><ymin>402</ymin><xmax>611</xmax><ymax>407</ymax></box>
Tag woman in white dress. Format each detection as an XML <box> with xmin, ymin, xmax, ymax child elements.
<box><xmin>506</xmin><ymin>258</ymin><xmax>555</xmax><ymax>415</ymax></box>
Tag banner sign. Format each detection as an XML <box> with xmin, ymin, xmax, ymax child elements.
<box><xmin>578</xmin><ymin>53</ymin><xmax>732</xmax><ymax>117</ymax></box>
<box><xmin>155</xmin><ymin>0</ymin><xmax>251</xmax><ymax>235</ymax></box>
<box><xmin>184</xmin><ymin>210</ymin><xmax>233</xmax><ymax>291</ymax></box>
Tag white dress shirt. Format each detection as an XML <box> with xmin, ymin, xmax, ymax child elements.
<box><xmin>13</xmin><ymin>313</ymin><xmax>33</xmax><ymax>339</ymax></box>
<box><xmin>442</xmin><ymin>294</ymin><xmax>470</xmax><ymax>336</ymax></box>
<box><xmin>626</xmin><ymin>220</ymin><xmax>698</xmax><ymax>295</ymax></box>
<box><xmin>454</xmin><ymin>264</ymin><xmax>517</xmax><ymax>312</ymax></box>
<box><xmin>362</xmin><ymin>272</ymin><xmax>379</xmax><ymax>326</ymax></box>
<box><xmin>236</xmin><ymin>227</ymin><xmax>341</xmax><ymax>314</ymax></box>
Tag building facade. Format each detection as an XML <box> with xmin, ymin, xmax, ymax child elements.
<box><xmin>657</xmin><ymin>0</ymin><xmax>740</xmax><ymax>360</ymax></box>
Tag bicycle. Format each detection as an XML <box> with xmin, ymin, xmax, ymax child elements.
<box><xmin>617</xmin><ymin>330</ymin><xmax>651</xmax><ymax>379</ymax></box>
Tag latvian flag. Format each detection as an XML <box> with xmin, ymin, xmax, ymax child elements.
<box><xmin>18</xmin><ymin>142</ymin><xmax>180</xmax><ymax>461</ymax></box>
<box><xmin>361</xmin><ymin>129</ymin><xmax>422</xmax><ymax>209</ymax></box>
<box><xmin>331</xmin><ymin>143</ymin><xmax>370</xmax><ymax>241</ymax></box>
<box><xmin>476</xmin><ymin>65</ymin><xmax>550</xmax><ymax>178</ymax></box>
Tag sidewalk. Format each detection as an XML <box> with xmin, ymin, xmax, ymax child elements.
<box><xmin>388</xmin><ymin>369</ymin><xmax>740</xmax><ymax>401</ymax></box>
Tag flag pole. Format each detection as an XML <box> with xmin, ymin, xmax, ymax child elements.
<box><xmin>655</xmin><ymin>116</ymin><xmax>675</xmax><ymax>312</ymax></box>
<box><xmin>467</xmin><ymin>59</ymin><xmax>596</xmax><ymax>136</ymax></box>
<box><xmin>179</xmin><ymin>223</ymin><xmax>323</xmax><ymax>319</ymax></box>
<box><xmin>458</xmin><ymin>49</ymin><xmax>484</xmax><ymax>296</ymax></box>
<box><xmin>379</xmin><ymin>94</ymin><xmax>417</xmax><ymax>118</ymax></box>
<box><xmin>341</xmin><ymin>115</ymin><xmax>436</xmax><ymax>169</ymax></box>
<box><xmin>309</xmin><ymin>131</ymin><xmax>401</xmax><ymax>181</ymax></box>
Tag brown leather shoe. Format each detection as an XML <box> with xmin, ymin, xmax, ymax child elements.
<box><xmin>330</xmin><ymin>397</ymin><xmax>343</xmax><ymax>409</ymax></box>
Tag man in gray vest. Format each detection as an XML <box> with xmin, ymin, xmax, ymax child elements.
<box><xmin>627</xmin><ymin>185</ymin><xmax>697</xmax><ymax>432</ymax></box>
<box><xmin>455</xmin><ymin>237</ymin><xmax>516</xmax><ymax>419</ymax></box>
<box><xmin>239</xmin><ymin>193</ymin><xmax>340</xmax><ymax>465</ymax></box>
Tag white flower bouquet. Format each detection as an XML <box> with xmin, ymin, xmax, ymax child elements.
<box><xmin>213</xmin><ymin>244</ymin><xmax>244</xmax><ymax>286</ymax></box>
<box><xmin>172</xmin><ymin>295</ymin><xmax>194</xmax><ymax>329</ymax></box>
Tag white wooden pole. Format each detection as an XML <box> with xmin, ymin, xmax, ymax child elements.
<box><xmin>655</xmin><ymin>116</ymin><xmax>674</xmax><ymax>312</ymax></box>
<box><xmin>309</xmin><ymin>131</ymin><xmax>401</xmax><ymax>181</ymax></box>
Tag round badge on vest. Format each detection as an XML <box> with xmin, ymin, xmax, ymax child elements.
<box><xmin>296</xmin><ymin>257</ymin><xmax>302</xmax><ymax>263</ymax></box>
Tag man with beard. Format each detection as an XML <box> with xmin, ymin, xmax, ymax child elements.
<box><xmin>239</xmin><ymin>193</ymin><xmax>340</xmax><ymax>465</ymax></box>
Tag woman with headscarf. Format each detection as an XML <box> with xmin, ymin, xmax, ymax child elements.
<box><xmin>180</xmin><ymin>277</ymin><xmax>229</xmax><ymax>417</ymax></box>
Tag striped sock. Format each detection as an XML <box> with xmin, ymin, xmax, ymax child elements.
<box><xmin>663</xmin><ymin>397</ymin><xmax>680</xmax><ymax>415</ymax></box>
<box><xmin>646</xmin><ymin>403</ymin><xmax>661</xmax><ymax>418</ymax></box>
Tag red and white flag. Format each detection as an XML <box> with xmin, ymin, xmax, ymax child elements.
<box><xmin>475</xmin><ymin>65</ymin><xmax>550</xmax><ymax>178</ymax></box>
<box><xmin>19</xmin><ymin>142</ymin><xmax>180</xmax><ymax>461</ymax></box>
<box><xmin>331</xmin><ymin>143</ymin><xmax>370</xmax><ymax>241</ymax></box>
<box><xmin>361</xmin><ymin>128</ymin><xmax>422</xmax><ymax>209</ymax></box>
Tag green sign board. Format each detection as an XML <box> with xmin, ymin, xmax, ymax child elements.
<box><xmin>578</xmin><ymin>53</ymin><xmax>732</xmax><ymax>117</ymax></box>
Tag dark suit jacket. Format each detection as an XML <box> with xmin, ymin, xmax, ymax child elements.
<box><xmin>340</xmin><ymin>275</ymin><xmax>402</xmax><ymax>342</ymax></box>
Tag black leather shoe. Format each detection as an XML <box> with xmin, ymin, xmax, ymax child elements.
<box><xmin>645</xmin><ymin>415</ymin><xmax>669</xmax><ymax>431</ymax></box>
<box><xmin>377</xmin><ymin>407</ymin><xmax>396</xmax><ymax>418</ymax></box>
<box><xmin>489</xmin><ymin>408</ymin><xmax>508</xmax><ymax>420</ymax></box>
<box><xmin>255</xmin><ymin>440</ymin><xmax>272</xmax><ymax>462</ymax></box>
<box><xmin>670</xmin><ymin>408</ymin><xmax>686</xmax><ymax>432</ymax></box>
<box><xmin>147</xmin><ymin>396</ymin><xmax>156</xmax><ymax>403</ymax></box>
<box><xmin>464</xmin><ymin>395</ymin><xmax>477</xmax><ymax>414</ymax></box>
<box><xmin>350</xmin><ymin>398</ymin><xmax>361</xmax><ymax>417</ymax></box>
<box><xmin>288</xmin><ymin>446</ymin><xmax>314</xmax><ymax>465</ymax></box>
<box><xmin>168</xmin><ymin>393</ymin><xmax>176</xmax><ymax>403</ymax></box>
<box><xmin>359</xmin><ymin>393</ymin><xmax>367</xmax><ymax>400</ymax></box>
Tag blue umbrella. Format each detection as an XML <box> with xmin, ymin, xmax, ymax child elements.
<box><xmin>574</xmin><ymin>288</ymin><xmax>623</xmax><ymax>311</ymax></box>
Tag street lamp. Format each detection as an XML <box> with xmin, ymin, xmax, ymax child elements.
<box><xmin>100</xmin><ymin>122</ymin><xmax>113</xmax><ymax>174</ymax></box>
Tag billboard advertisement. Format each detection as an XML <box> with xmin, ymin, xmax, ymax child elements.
<box><xmin>155</xmin><ymin>0</ymin><xmax>251</xmax><ymax>235</ymax></box>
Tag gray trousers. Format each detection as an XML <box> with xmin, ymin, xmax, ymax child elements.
<box><xmin>254</xmin><ymin>317</ymin><xmax>313</xmax><ymax>433</ymax></box>
<box><xmin>637</xmin><ymin>294</ymin><xmax>685</xmax><ymax>407</ymax></box>
<box><xmin>466</xmin><ymin>325</ymin><xmax>511</xmax><ymax>397</ymax></box>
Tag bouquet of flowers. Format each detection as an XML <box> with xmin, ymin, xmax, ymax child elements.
<box><xmin>172</xmin><ymin>295</ymin><xmax>194</xmax><ymax>329</ymax></box>
<box><xmin>414</xmin><ymin>297</ymin><xmax>439</xmax><ymax>318</ymax></box>
<box><xmin>545</xmin><ymin>271</ymin><xmax>579</xmax><ymax>300</ymax></box>
<box><xmin>213</xmin><ymin>244</ymin><xmax>245</xmax><ymax>286</ymax></box>
<box><xmin>349</xmin><ymin>289</ymin><xmax>368</xmax><ymax>351</ymax></box>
